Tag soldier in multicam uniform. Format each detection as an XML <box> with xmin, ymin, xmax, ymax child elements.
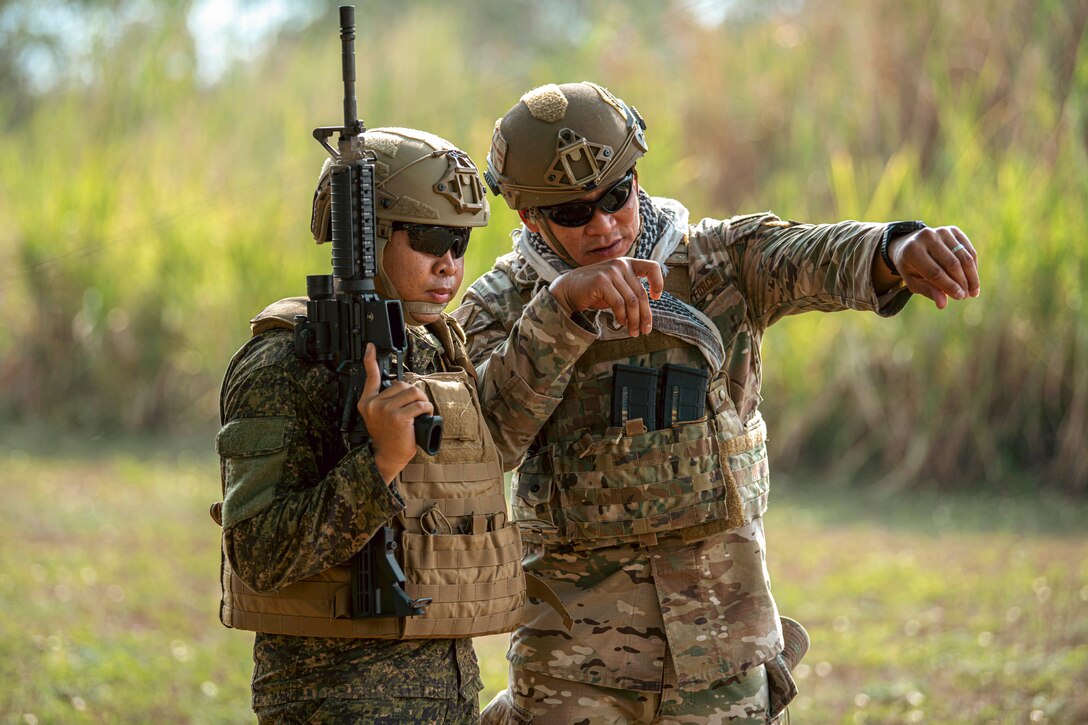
<box><xmin>214</xmin><ymin>128</ymin><xmax>520</xmax><ymax>724</ymax></box>
<box><xmin>453</xmin><ymin>82</ymin><xmax>981</xmax><ymax>724</ymax></box>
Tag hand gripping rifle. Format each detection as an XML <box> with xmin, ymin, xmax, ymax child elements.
<box><xmin>294</xmin><ymin>5</ymin><xmax>438</xmax><ymax>620</ymax></box>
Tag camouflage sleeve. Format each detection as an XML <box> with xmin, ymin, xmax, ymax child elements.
<box><xmin>217</xmin><ymin>332</ymin><xmax>404</xmax><ymax>593</ymax></box>
<box><xmin>697</xmin><ymin>213</ymin><xmax>913</xmax><ymax>327</ymax></box>
<box><xmin>454</xmin><ymin>281</ymin><xmax>597</xmax><ymax>468</ymax></box>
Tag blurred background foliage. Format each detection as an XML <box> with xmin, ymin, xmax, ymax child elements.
<box><xmin>0</xmin><ymin>0</ymin><xmax>1085</xmax><ymax>491</ymax></box>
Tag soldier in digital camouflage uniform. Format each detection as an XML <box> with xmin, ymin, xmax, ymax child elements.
<box><xmin>453</xmin><ymin>82</ymin><xmax>981</xmax><ymax>724</ymax></box>
<box><xmin>215</xmin><ymin>128</ymin><xmax>498</xmax><ymax>724</ymax></box>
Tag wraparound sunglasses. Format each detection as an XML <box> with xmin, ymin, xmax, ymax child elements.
<box><xmin>539</xmin><ymin>170</ymin><xmax>635</xmax><ymax>228</ymax></box>
<box><xmin>395</xmin><ymin>223</ymin><xmax>471</xmax><ymax>259</ymax></box>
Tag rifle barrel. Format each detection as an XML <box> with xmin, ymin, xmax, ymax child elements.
<box><xmin>339</xmin><ymin>6</ymin><xmax>362</xmax><ymax>135</ymax></box>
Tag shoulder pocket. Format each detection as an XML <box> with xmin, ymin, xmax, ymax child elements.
<box><xmin>216</xmin><ymin>417</ymin><xmax>288</xmax><ymax>457</ymax></box>
<box><xmin>216</xmin><ymin>417</ymin><xmax>289</xmax><ymax>528</ymax></box>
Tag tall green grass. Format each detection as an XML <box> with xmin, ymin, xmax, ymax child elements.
<box><xmin>0</xmin><ymin>0</ymin><xmax>1083</xmax><ymax>489</ymax></box>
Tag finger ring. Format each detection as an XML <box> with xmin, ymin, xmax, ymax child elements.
<box><xmin>950</xmin><ymin>243</ymin><xmax>967</xmax><ymax>255</ymax></box>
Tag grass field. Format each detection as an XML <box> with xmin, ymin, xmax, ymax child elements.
<box><xmin>1</xmin><ymin>430</ymin><xmax>1084</xmax><ymax>724</ymax></box>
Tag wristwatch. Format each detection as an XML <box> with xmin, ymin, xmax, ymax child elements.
<box><xmin>880</xmin><ymin>220</ymin><xmax>927</xmax><ymax>276</ymax></box>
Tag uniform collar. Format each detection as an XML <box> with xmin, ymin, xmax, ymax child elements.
<box><xmin>405</xmin><ymin>324</ymin><xmax>443</xmax><ymax>373</ymax></box>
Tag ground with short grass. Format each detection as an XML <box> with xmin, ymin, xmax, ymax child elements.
<box><xmin>1</xmin><ymin>434</ymin><xmax>1084</xmax><ymax>724</ymax></box>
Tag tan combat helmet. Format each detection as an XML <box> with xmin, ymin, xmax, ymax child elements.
<box><xmin>311</xmin><ymin>127</ymin><xmax>488</xmax><ymax>321</ymax></box>
<box><xmin>484</xmin><ymin>82</ymin><xmax>648</xmax><ymax>211</ymax></box>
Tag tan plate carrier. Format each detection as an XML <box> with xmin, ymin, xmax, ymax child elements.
<box><xmin>213</xmin><ymin>301</ymin><xmax>526</xmax><ymax>639</ymax></box>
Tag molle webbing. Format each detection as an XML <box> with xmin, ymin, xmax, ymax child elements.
<box><xmin>227</xmin><ymin>568</ymin><xmax>401</xmax><ymax>639</ymax></box>
<box><xmin>389</xmin><ymin>375</ymin><xmax>526</xmax><ymax>639</ymax></box>
<box><xmin>400</xmin><ymin>492</ymin><xmax>507</xmax><ymax>520</ymax></box>
<box><xmin>576</xmin><ymin>330</ymin><xmax>687</xmax><ymax>368</ymax></box>
<box><xmin>518</xmin><ymin>414</ymin><xmax>766</xmax><ymax>549</ymax></box>
<box><xmin>218</xmin><ymin>336</ymin><xmax>525</xmax><ymax>639</ymax></box>
<box><xmin>226</xmin><ymin>562</ymin><xmax>526</xmax><ymax>639</ymax></box>
<box><xmin>398</xmin><ymin>459</ymin><xmax>501</xmax><ymax>484</ymax></box>
<box><xmin>513</xmin><ymin>243</ymin><xmax>755</xmax><ymax>549</ymax></box>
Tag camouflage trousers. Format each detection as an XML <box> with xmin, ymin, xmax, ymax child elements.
<box><xmin>481</xmin><ymin>660</ymin><xmax>786</xmax><ymax>725</ymax></box>
<box><xmin>254</xmin><ymin>694</ymin><xmax>479</xmax><ymax>724</ymax></box>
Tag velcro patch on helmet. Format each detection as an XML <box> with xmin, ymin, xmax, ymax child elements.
<box><xmin>520</xmin><ymin>84</ymin><xmax>568</xmax><ymax>123</ymax></box>
<box><xmin>388</xmin><ymin>196</ymin><xmax>440</xmax><ymax>220</ymax></box>
<box><xmin>368</xmin><ymin>135</ymin><xmax>400</xmax><ymax>158</ymax></box>
<box><xmin>385</xmin><ymin>126</ymin><xmax>453</xmax><ymax>153</ymax></box>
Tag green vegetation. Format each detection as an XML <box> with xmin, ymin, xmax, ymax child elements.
<box><xmin>0</xmin><ymin>0</ymin><xmax>1085</xmax><ymax>719</ymax></box>
<box><xmin>1</xmin><ymin>435</ymin><xmax>1084</xmax><ymax>723</ymax></box>
<box><xmin>0</xmin><ymin>0</ymin><xmax>1084</xmax><ymax>490</ymax></box>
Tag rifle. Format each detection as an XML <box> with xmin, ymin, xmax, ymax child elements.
<box><xmin>294</xmin><ymin>5</ymin><xmax>438</xmax><ymax>620</ymax></box>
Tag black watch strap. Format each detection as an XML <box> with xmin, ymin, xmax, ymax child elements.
<box><xmin>880</xmin><ymin>220</ymin><xmax>927</xmax><ymax>276</ymax></box>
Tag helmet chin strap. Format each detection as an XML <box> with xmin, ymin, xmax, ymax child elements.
<box><xmin>375</xmin><ymin>232</ymin><xmax>447</xmax><ymax>326</ymax></box>
<box><xmin>527</xmin><ymin>209</ymin><xmax>580</xmax><ymax>267</ymax></box>
<box><xmin>403</xmin><ymin>300</ymin><xmax>447</xmax><ymax>323</ymax></box>
<box><xmin>526</xmin><ymin>206</ymin><xmax>643</xmax><ymax>268</ymax></box>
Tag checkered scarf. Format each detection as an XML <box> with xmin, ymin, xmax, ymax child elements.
<box><xmin>514</xmin><ymin>190</ymin><xmax>726</xmax><ymax>373</ymax></box>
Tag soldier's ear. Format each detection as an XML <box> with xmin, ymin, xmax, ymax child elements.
<box><xmin>519</xmin><ymin>209</ymin><xmax>541</xmax><ymax>233</ymax></box>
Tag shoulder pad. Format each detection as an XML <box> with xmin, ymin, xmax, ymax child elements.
<box><xmin>250</xmin><ymin>297</ymin><xmax>308</xmax><ymax>337</ymax></box>
<box><xmin>426</xmin><ymin>313</ymin><xmax>477</xmax><ymax>380</ymax></box>
<box><xmin>441</xmin><ymin>312</ymin><xmax>469</xmax><ymax>345</ymax></box>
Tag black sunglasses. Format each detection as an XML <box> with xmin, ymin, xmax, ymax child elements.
<box><xmin>539</xmin><ymin>170</ymin><xmax>635</xmax><ymax>228</ymax></box>
<box><xmin>395</xmin><ymin>223</ymin><xmax>471</xmax><ymax>259</ymax></box>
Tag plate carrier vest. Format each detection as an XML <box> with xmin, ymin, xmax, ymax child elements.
<box><xmin>497</xmin><ymin>241</ymin><xmax>771</xmax><ymax>551</ymax></box>
<box><xmin>213</xmin><ymin>299</ymin><xmax>525</xmax><ymax>639</ymax></box>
